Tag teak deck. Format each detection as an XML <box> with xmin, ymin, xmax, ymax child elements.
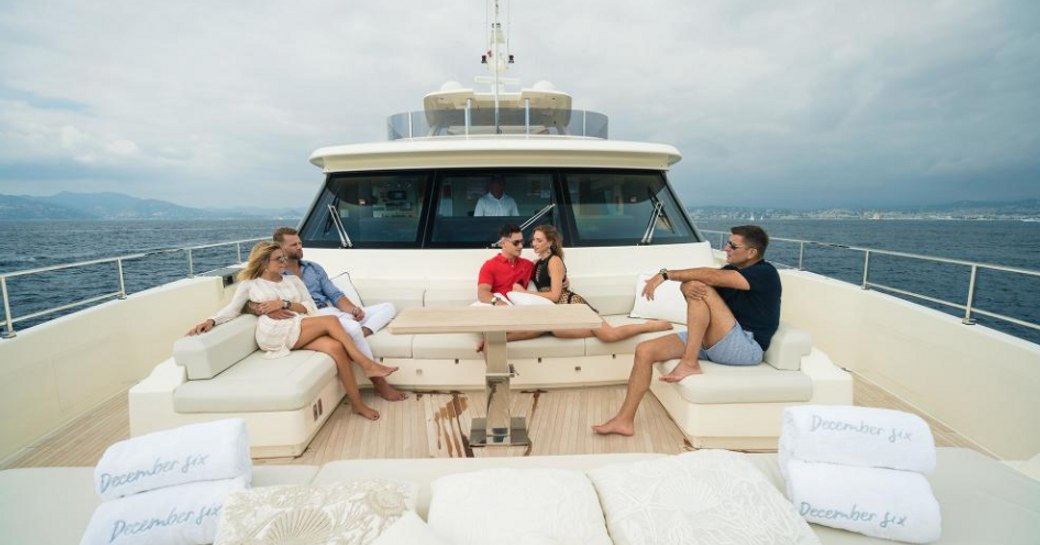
<box><xmin>2</xmin><ymin>374</ymin><xmax>990</xmax><ymax>469</ymax></box>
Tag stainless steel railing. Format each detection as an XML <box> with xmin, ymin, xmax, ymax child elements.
<box><xmin>700</xmin><ymin>229</ymin><xmax>1040</xmax><ymax>333</ymax></box>
<box><xmin>0</xmin><ymin>238</ymin><xmax>264</xmax><ymax>338</ymax></box>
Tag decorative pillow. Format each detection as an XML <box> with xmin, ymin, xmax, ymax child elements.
<box><xmin>629</xmin><ymin>273</ymin><xmax>687</xmax><ymax>324</ymax></box>
<box><xmin>331</xmin><ymin>272</ymin><xmax>365</xmax><ymax>307</ymax></box>
<box><xmin>214</xmin><ymin>480</ymin><xmax>417</xmax><ymax>545</ymax></box>
<box><xmin>427</xmin><ymin>468</ymin><xmax>611</xmax><ymax>545</ymax></box>
<box><xmin>371</xmin><ymin>511</ymin><xmax>453</xmax><ymax>545</ymax></box>
<box><xmin>80</xmin><ymin>476</ymin><xmax>247</xmax><ymax>545</ymax></box>
<box><xmin>508</xmin><ymin>291</ymin><xmax>553</xmax><ymax>306</ymax></box>
<box><xmin>587</xmin><ymin>450</ymin><xmax>821</xmax><ymax>545</ymax></box>
<box><xmin>95</xmin><ymin>418</ymin><xmax>252</xmax><ymax>500</ymax></box>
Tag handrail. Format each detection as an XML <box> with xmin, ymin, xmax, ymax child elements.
<box><xmin>1</xmin><ymin>237</ymin><xmax>265</xmax><ymax>338</ymax></box>
<box><xmin>700</xmin><ymin>229</ymin><xmax>1040</xmax><ymax>334</ymax></box>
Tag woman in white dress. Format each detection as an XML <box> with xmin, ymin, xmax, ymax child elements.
<box><xmin>187</xmin><ymin>241</ymin><xmax>396</xmax><ymax>421</ymax></box>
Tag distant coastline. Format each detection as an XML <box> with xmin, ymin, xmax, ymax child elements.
<box><xmin>688</xmin><ymin>199</ymin><xmax>1040</xmax><ymax>222</ymax></box>
<box><xmin>0</xmin><ymin>191</ymin><xmax>303</xmax><ymax>221</ymax></box>
<box><xmin>2</xmin><ymin>191</ymin><xmax>1038</xmax><ymax>222</ymax></box>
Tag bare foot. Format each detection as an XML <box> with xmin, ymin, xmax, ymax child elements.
<box><xmin>353</xmin><ymin>404</ymin><xmax>380</xmax><ymax>421</ymax></box>
<box><xmin>475</xmin><ymin>338</ymin><xmax>485</xmax><ymax>353</ymax></box>
<box><xmin>647</xmin><ymin>320</ymin><xmax>673</xmax><ymax>332</ymax></box>
<box><xmin>659</xmin><ymin>358</ymin><xmax>703</xmax><ymax>382</ymax></box>
<box><xmin>592</xmin><ymin>418</ymin><xmax>635</xmax><ymax>436</ymax></box>
<box><xmin>373</xmin><ymin>380</ymin><xmax>408</xmax><ymax>401</ymax></box>
<box><xmin>362</xmin><ymin>361</ymin><xmax>398</xmax><ymax>379</ymax></box>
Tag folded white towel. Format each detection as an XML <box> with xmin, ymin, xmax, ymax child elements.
<box><xmin>80</xmin><ymin>476</ymin><xmax>247</xmax><ymax>545</ymax></box>
<box><xmin>786</xmin><ymin>459</ymin><xmax>941</xmax><ymax>544</ymax></box>
<box><xmin>779</xmin><ymin>405</ymin><xmax>935</xmax><ymax>477</ymax></box>
<box><xmin>95</xmin><ymin>418</ymin><xmax>251</xmax><ymax>500</ymax></box>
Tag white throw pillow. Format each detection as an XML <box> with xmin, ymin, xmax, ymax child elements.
<box><xmin>588</xmin><ymin>450</ymin><xmax>821</xmax><ymax>545</ymax></box>
<box><xmin>508</xmin><ymin>290</ymin><xmax>553</xmax><ymax>306</ymax></box>
<box><xmin>371</xmin><ymin>511</ymin><xmax>453</xmax><ymax>545</ymax></box>
<box><xmin>629</xmin><ymin>273</ymin><xmax>687</xmax><ymax>324</ymax></box>
<box><xmin>80</xmin><ymin>477</ymin><xmax>247</xmax><ymax>545</ymax></box>
<box><xmin>427</xmin><ymin>468</ymin><xmax>611</xmax><ymax>545</ymax></box>
<box><xmin>331</xmin><ymin>272</ymin><xmax>365</xmax><ymax>307</ymax></box>
<box><xmin>214</xmin><ymin>480</ymin><xmax>417</xmax><ymax>545</ymax></box>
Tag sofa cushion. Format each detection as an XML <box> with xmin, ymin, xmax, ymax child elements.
<box><xmin>412</xmin><ymin>332</ymin><xmax>585</xmax><ymax>360</ymax></box>
<box><xmin>653</xmin><ymin>360</ymin><xmax>813</xmax><ymax>404</ymax></box>
<box><xmin>331</xmin><ymin>272</ymin><xmax>366</xmax><ymax>307</ymax></box>
<box><xmin>173</xmin><ymin>350</ymin><xmax>336</xmax><ymax>413</ymax></box>
<box><xmin>372</xmin><ymin>511</ymin><xmax>452</xmax><ymax>545</ymax></box>
<box><xmin>764</xmin><ymin>324</ymin><xmax>812</xmax><ymax>371</ymax></box>
<box><xmin>584</xmin><ymin>315</ymin><xmax>686</xmax><ymax>357</ymax></box>
<box><xmin>173</xmin><ymin>315</ymin><xmax>258</xmax><ymax>380</ymax></box>
<box><xmin>423</xmin><ymin>279</ymin><xmax>477</xmax><ymax>307</ymax></box>
<box><xmin>568</xmin><ymin>275</ymin><xmax>636</xmax><ymax>316</ymax></box>
<box><xmin>629</xmin><ymin>272</ymin><xmax>688</xmax><ymax>324</ymax></box>
<box><xmin>367</xmin><ymin>330</ymin><xmax>413</xmax><ymax>359</ymax></box>
<box><xmin>353</xmin><ymin>278</ymin><xmax>425</xmax><ymax>311</ymax></box>
<box><xmin>427</xmin><ymin>468</ymin><xmax>612</xmax><ymax>545</ymax></box>
<box><xmin>588</xmin><ymin>449</ymin><xmax>820</xmax><ymax>545</ymax></box>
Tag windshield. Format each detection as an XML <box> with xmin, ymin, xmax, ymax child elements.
<box><xmin>299</xmin><ymin>168</ymin><xmax>698</xmax><ymax>248</ymax></box>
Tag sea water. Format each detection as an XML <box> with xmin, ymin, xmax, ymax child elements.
<box><xmin>1</xmin><ymin>218</ymin><xmax>1038</xmax><ymax>343</ymax></box>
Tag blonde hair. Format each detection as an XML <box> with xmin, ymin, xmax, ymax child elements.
<box><xmin>534</xmin><ymin>224</ymin><xmax>565</xmax><ymax>259</ymax></box>
<box><xmin>238</xmin><ymin>241</ymin><xmax>282</xmax><ymax>281</ymax></box>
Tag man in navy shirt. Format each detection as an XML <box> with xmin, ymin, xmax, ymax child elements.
<box><xmin>594</xmin><ymin>225</ymin><xmax>781</xmax><ymax>436</ymax></box>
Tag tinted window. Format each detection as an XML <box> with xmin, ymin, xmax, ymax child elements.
<box><xmin>563</xmin><ymin>171</ymin><xmax>694</xmax><ymax>244</ymax></box>
<box><xmin>429</xmin><ymin>171</ymin><xmax>556</xmax><ymax>246</ymax></box>
<box><xmin>299</xmin><ymin>172</ymin><xmax>429</xmax><ymax>247</ymax></box>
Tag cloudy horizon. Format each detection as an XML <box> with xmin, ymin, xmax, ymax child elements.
<box><xmin>1</xmin><ymin>0</ymin><xmax>1037</xmax><ymax>210</ymax></box>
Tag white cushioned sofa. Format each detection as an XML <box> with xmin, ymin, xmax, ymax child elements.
<box><xmin>129</xmin><ymin>241</ymin><xmax>852</xmax><ymax>455</ymax></box>
<box><xmin>2</xmin><ymin>448</ymin><xmax>1038</xmax><ymax>545</ymax></box>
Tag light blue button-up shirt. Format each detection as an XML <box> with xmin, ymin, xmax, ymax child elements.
<box><xmin>284</xmin><ymin>260</ymin><xmax>344</xmax><ymax>309</ymax></box>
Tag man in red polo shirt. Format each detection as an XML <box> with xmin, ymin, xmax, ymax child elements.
<box><xmin>476</xmin><ymin>224</ymin><xmax>534</xmax><ymax>305</ymax></box>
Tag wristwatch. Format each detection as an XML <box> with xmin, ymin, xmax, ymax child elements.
<box><xmin>658</xmin><ymin>268</ymin><xmax>669</xmax><ymax>281</ymax></box>
<box><xmin>282</xmin><ymin>299</ymin><xmax>291</xmax><ymax>309</ymax></box>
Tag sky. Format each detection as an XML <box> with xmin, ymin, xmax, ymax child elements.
<box><xmin>1</xmin><ymin>0</ymin><xmax>1038</xmax><ymax>210</ymax></box>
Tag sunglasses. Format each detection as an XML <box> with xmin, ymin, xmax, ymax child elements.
<box><xmin>273</xmin><ymin>256</ymin><xmax>288</xmax><ymax>263</ymax></box>
<box><xmin>725</xmin><ymin>241</ymin><xmax>749</xmax><ymax>250</ymax></box>
<box><xmin>507</xmin><ymin>239</ymin><xmax>524</xmax><ymax>247</ymax></box>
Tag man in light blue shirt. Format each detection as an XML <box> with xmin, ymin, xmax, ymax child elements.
<box><xmin>273</xmin><ymin>227</ymin><xmax>405</xmax><ymax>401</ymax></box>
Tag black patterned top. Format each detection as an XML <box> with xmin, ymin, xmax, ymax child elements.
<box><xmin>532</xmin><ymin>256</ymin><xmax>598</xmax><ymax>313</ymax></box>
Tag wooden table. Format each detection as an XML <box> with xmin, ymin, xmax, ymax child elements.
<box><xmin>389</xmin><ymin>304</ymin><xmax>602</xmax><ymax>447</ymax></box>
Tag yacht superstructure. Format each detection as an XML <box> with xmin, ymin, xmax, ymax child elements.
<box><xmin>0</xmin><ymin>0</ymin><xmax>1038</xmax><ymax>472</ymax></box>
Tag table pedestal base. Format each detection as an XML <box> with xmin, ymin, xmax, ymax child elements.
<box><xmin>469</xmin><ymin>417</ymin><xmax>530</xmax><ymax>447</ymax></box>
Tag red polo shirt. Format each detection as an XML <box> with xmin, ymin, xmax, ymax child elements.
<box><xmin>478</xmin><ymin>254</ymin><xmax>534</xmax><ymax>297</ymax></box>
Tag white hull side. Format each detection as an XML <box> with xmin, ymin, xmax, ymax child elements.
<box><xmin>779</xmin><ymin>269</ymin><xmax>1040</xmax><ymax>460</ymax></box>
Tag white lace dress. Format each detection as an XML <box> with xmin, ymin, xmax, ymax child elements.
<box><xmin>209</xmin><ymin>276</ymin><xmax>319</xmax><ymax>358</ymax></box>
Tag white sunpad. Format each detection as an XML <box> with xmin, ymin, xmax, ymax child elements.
<box><xmin>588</xmin><ymin>449</ymin><xmax>820</xmax><ymax>545</ymax></box>
<box><xmin>95</xmin><ymin>418</ymin><xmax>251</xmax><ymax>500</ymax></box>
<box><xmin>786</xmin><ymin>459</ymin><xmax>942</xmax><ymax>544</ymax></box>
<box><xmin>80</xmin><ymin>476</ymin><xmax>247</xmax><ymax>545</ymax></box>
<box><xmin>778</xmin><ymin>405</ymin><xmax>936</xmax><ymax>478</ymax></box>
<box><xmin>427</xmin><ymin>468</ymin><xmax>610</xmax><ymax>545</ymax></box>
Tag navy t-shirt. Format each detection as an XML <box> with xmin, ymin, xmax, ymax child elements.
<box><xmin>716</xmin><ymin>260</ymin><xmax>782</xmax><ymax>351</ymax></box>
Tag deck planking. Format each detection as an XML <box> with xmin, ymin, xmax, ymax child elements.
<box><xmin>2</xmin><ymin>374</ymin><xmax>989</xmax><ymax>469</ymax></box>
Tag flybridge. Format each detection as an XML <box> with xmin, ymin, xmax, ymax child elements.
<box><xmin>386</xmin><ymin>0</ymin><xmax>608</xmax><ymax>140</ymax></box>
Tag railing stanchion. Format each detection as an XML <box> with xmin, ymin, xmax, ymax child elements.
<box><xmin>963</xmin><ymin>265</ymin><xmax>978</xmax><ymax>325</ymax></box>
<box><xmin>187</xmin><ymin>249</ymin><xmax>195</xmax><ymax>278</ymax></box>
<box><xmin>117</xmin><ymin>259</ymin><xmax>127</xmax><ymax>300</ymax></box>
<box><xmin>861</xmin><ymin>250</ymin><xmax>871</xmax><ymax>289</ymax></box>
<box><xmin>798</xmin><ymin>241</ymin><xmax>805</xmax><ymax>270</ymax></box>
<box><xmin>1</xmin><ymin>276</ymin><xmax>15</xmax><ymax>338</ymax></box>
<box><xmin>236</xmin><ymin>243</ymin><xmax>242</xmax><ymax>264</ymax></box>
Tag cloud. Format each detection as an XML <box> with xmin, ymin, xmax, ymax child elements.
<box><xmin>0</xmin><ymin>0</ymin><xmax>1037</xmax><ymax>210</ymax></box>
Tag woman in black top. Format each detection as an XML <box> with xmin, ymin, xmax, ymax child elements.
<box><xmin>529</xmin><ymin>225</ymin><xmax>672</xmax><ymax>342</ymax></box>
